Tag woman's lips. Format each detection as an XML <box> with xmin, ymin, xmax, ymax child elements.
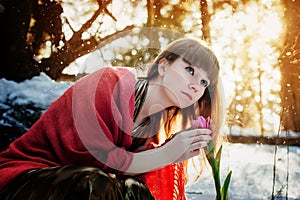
<box><xmin>181</xmin><ymin>91</ymin><xmax>192</xmax><ymax>100</ymax></box>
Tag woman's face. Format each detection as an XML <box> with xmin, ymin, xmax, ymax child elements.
<box><xmin>159</xmin><ymin>57</ymin><xmax>210</xmax><ymax>108</ymax></box>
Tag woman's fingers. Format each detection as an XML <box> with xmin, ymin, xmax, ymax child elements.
<box><xmin>189</xmin><ymin>141</ymin><xmax>208</xmax><ymax>151</ymax></box>
<box><xmin>190</xmin><ymin>135</ymin><xmax>211</xmax><ymax>144</ymax></box>
<box><xmin>185</xmin><ymin>128</ymin><xmax>212</xmax><ymax>138</ymax></box>
<box><xmin>185</xmin><ymin>129</ymin><xmax>212</xmax><ymax>152</ymax></box>
<box><xmin>184</xmin><ymin>129</ymin><xmax>212</xmax><ymax>144</ymax></box>
<box><xmin>164</xmin><ymin>128</ymin><xmax>214</xmax><ymax>164</ymax></box>
<box><xmin>173</xmin><ymin>141</ymin><xmax>207</xmax><ymax>163</ymax></box>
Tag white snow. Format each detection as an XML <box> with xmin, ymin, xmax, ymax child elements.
<box><xmin>185</xmin><ymin>143</ymin><xmax>300</xmax><ymax>200</ymax></box>
<box><xmin>0</xmin><ymin>72</ymin><xmax>299</xmax><ymax>199</ymax></box>
<box><xmin>0</xmin><ymin>72</ymin><xmax>72</xmax><ymax>107</ymax></box>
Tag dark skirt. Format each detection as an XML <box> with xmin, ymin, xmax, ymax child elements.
<box><xmin>2</xmin><ymin>165</ymin><xmax>154</xmax><ymax>200</ymax></box>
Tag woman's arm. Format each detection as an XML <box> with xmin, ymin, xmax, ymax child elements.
<box><xmin>124</xmin><ymin>128</ymin><xmax>212</xmax><ymax>175</ymax></box>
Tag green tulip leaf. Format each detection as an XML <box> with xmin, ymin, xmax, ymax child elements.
<box><xmin>221</xmin><ymin>170</ymin><xmax>232</xmax><ymax>200</ymax></box>
<box><xmin>216</xmin><ymin>145</ymin><xmax>223</xmax><ymax>170</ymax></box>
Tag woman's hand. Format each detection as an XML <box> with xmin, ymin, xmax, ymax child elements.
<box><xmin>125</xmin><ymin>128</ymin><xmax>212</xmax><ymax>175</ymax></box>
<box><xmin>161</xmin><ymin>128</ymin><xmax>212</xmax><ymax>164</ymax></box>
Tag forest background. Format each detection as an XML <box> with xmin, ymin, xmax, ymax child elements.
<box><xmin>0</xmin><ymin>0</ymin><xmax>300</xmax><ymax>151</ymax></box>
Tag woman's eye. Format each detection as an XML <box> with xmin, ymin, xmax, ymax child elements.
<box><xmin>200</xmin><ymin>79</ymin><xmax>209</xmax><ymax>87</ymax></box>
<box><xmin>185</xmin><ymin>66</ymin><xmax>194</xmax><ymax>75</ymax></box>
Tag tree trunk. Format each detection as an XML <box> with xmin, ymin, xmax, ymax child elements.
<box><xmin>280</xmin><ymin>0</ymin><xmax>300</xmax><ymax>131</ymax></box>
<box><xmin>0</xmin><ymin>0</ymin><xmax>40</xmax><ymax>82</ymax></box>
<box><xmin>200</xmin><ymin>0</ymin><xmax>210</xmax><ymax>41</ymax></box>
<box><xmin>0</xmin><ymin>0</ymin><xmax>116</xmax><ymax>81</ymax></box>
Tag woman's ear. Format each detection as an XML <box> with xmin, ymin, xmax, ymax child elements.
<box><xmin>158</xmin><ymin>58</ymin><xmax>168</xmax><ymax>76</ymax></box>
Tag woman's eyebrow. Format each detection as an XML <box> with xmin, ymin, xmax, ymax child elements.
<box><xmin>182</xmin><ymin>58</ymin><xmax>192</xmax><ymax>66</ymax></box>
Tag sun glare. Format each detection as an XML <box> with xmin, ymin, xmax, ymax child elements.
<box><xmin>210</xmin><ymin>0</ymin><xmax>285</xmax><ymax>134</ymax></box>
<box><xmin>60</xmin><ymin>0</ymin><xmax>285</xmax><ymax>135</ymax></box>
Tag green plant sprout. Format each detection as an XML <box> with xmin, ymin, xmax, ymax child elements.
<box><xmin>191</xmin><ymin>116</ymin><xmax>232</xmax><ymax>200</ymax></box>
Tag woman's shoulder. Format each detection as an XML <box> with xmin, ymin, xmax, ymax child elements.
<box><xmin>98</xmin><ymin>66</ymin><xmax>137</xmax><ymax>79</ymax></box>
<box><xmin>75</xmin><ymin>66</ymin><xmax>137</xmax><ymax>86</ymax></box>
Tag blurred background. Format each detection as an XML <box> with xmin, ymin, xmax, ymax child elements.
<box><xmin>0</xmin><ymin>0</ymin><xmax>299</xmax><ymax>198</ymax></box>
<box><xmin>1</xmin><ymin>0</ymin><xmax>299</xmax><ymax>146</ymax></box>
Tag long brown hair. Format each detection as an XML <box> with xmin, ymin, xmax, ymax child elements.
<box><xmin>146</xmin><ymin>38</ymin><xmax>224</xmax><ymax>140</ymax></box>
<box><xmin>132</xmin><ymin>38</ymin><xmax>225</xmax><ymax>180</ymax></box>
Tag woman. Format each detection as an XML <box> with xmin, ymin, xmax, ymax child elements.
<box><xmin>0</xmin><ymin>38</ymin><xmax>224</xmax><ymax>199</ymax></box>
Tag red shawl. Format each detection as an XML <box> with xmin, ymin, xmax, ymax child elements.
<box><xmin>0</xmin><ymin>67</ymin><xmax>135</xmax><ymax>192</ymax></box>
<box><xmin>138</xmin><ymin>162</ymin><xmax>187</xmax><ymax>200</ymax></box>
<box><xmin>0</xmin><ymin>67</ymin><xmax>187</xmax><ymax>199</ymax></box>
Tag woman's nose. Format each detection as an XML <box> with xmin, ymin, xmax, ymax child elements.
<box><xmin>189</xmin><ymin>84</ymin><xmax>200</xmax><ymax>93</ymax></box>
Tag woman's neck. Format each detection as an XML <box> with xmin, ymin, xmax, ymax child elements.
<box><xmin>136</xmin><ymin>79</ymin><xmax>172</xmax><ymax>121</ymax></box>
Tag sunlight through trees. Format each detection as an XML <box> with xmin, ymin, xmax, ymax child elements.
<box><xmin>1</xmin><ymin>0</ymin><xmax>299</xmax><ymax>138</ymax></box>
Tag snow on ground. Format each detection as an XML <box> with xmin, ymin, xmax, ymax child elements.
<box><xmin>0</xmin><ymin>72</ymin><xmax>299</xmax><ymax>199</ymax></box>
<box><xmin>0</xmin><ymin>72</ymin><xmax>72</xmax><ymax>107</ymax></box>
<box><xmin>185</xmin><ymin>143</ymin><xmax>300</xmax><ymax>200</ymax></box>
